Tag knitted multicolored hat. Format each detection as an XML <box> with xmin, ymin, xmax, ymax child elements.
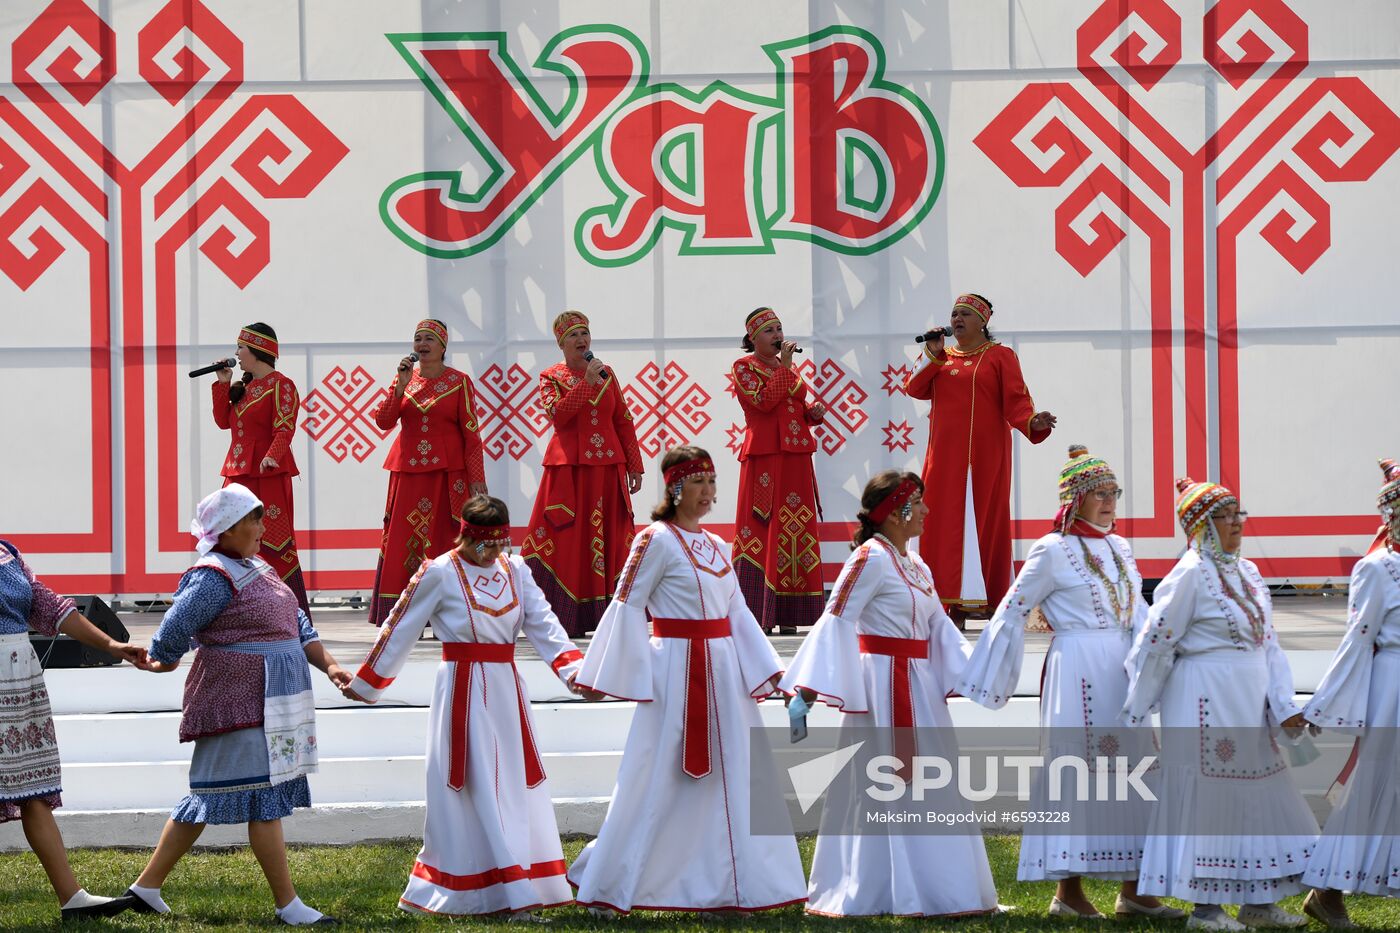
<box><xmin>1053</xmin><ymin>445</ymin><xmax>1117</xmax><ymax>534</ymax></box>
<box><xmin>1379</xmin><ymin>458</ymin><xmax>1400</xmax><ymax>516</ymax></box>
<box><xmin>1174</xmin><ymin>476</ymin><xmax>1238</xmax><ymax>538</ymax></box>
<box><xmin>1059</xmin><ymin>445</ymin><xmax>1116</xmax><ymax>503</ymax></box>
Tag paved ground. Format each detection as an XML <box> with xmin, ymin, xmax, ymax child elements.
<box><xmin>108</xmin><ymin>592</ymin><xmax>1351</xmax><ymax>663</ymax></box>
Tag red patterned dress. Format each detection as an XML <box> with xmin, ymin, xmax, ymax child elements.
<box><xmin>730</xmin><ymin>354</ymin><xmax>824</xmax><ymax>630</ymax></box>
<box><xmin>520</xmin><ymin>363</ymin><xmax>643</xmax><ymax>636</ymax></box>
<box><xmin>212</xmin><ymin>372</ymin><xmax>311</xmax><ymax>615</ymax></box>
<box><xmin>370</xmin><ymin>368</ymin><xmax>486</xmax><ymax>626</ymax></box>
<box><xmin>905</xmin><ymin>342</ymin><xmax>1050</xmax><ymax>614</ymax></box>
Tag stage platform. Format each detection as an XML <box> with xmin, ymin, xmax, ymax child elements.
<box><xmin>0</xmin><ymin>595</ymin><xmax>1350</xmax><ymax>851</ymax></box>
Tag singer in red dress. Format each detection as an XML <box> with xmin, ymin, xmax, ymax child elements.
<box><xmin>904</xmin><ymin>294</ymin><xmax>1056</xmax><ymax>621</ymax></box>
<box><xmin>520</xmin><ymin>312</ymin><xmax>644</xmax><ymax>636</ymax></box>
<box><xmin>211</xmin><ymin>323</ymin><xmax>312</xmax><ymax>616</ymax></box>
<box><xmin>731</xmin><ymin>307</ymin><xmax>828</xmax><ymax>634</ymax></box>
<box><xmin>369</xmin><ymin>319</ymin><xmax>487</xmax><ymax>626</ymax></box>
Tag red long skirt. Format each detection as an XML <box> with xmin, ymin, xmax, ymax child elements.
<box><xmin>731</xmin><ymin>451</ymin><xmax>824</xmax><ymax>631</ymax></box>
<box><xmin>223</xmin><ymin>473</ymin><xmax>311</xmax><ymax>618</ymax></box>
<box><xmin>370</xmin><ymin>469</ymin><xmax>468</xmax><ymax>625</ymax></box>
<box><xmin>521</xmin><ymin>463</ymin><xmax>635</xmax><ymax>636</ymax></box>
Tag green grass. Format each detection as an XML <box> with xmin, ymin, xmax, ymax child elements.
<box><xmin>3</xmin><ymin>834</ymin><xmax>1399</xmax><ymax>930</ymax></box>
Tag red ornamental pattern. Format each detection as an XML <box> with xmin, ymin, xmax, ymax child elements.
<box><xmin>474</xmin><ymin>363</ymin><xmax>550</xmax><ymax>461</ymax></box>
<box><xmin>880</xmin><ymin>364</ymin><xmax>913</xmax><ymax>396</ymax></box>
<box><xmin>724</xmin><ymin>423</ymin><xmax>746</xmax><ymax>457</ymax></box>
<box><xmin>0</xmin><ymin>0</ymin><xmax>347</xmax><ymax>587</ymax></box>
<box><xmin>795</xmin><ymin>358</ymin><xmax>868</xmax><ymax>455</ymax></box>
<box><xmin>301</xmin><ymin>367</ymin><xmax>394</xmax><ymax>464</ymax></box>
<box><xmin>975</xmin><ymin>0</ymin><xmax>1400</xmax><ymax>539</ymax></box>
<box><xmin>881</xmin><ymin>420</ymin><xmax>915</xmax><ymax>453</ymax></box>
<box><xmin>623</xmin><ymin>361</ymin><xmax>713</xmax><ymax>458</ymax></box>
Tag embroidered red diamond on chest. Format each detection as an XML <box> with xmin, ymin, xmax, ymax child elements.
<box><xmin>690</xmin><ymin>537</ymin><xmax>724</xmax><ymax>571</ymax></box>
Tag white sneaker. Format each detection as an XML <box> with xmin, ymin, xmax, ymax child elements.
<box><xmin>586</xmin><ymin>906</ymin><xmax>619</xmax><ymax>919</ymax></box>
<box><xmin>1237</xmin><ymin>903</ymin><xmax>1308</xmax><ymax>928</ymax></box>
<box><xmin>1187</xmin><ymin>907</ymin><xmax>1246</xmax><ymax>931</ymax></box>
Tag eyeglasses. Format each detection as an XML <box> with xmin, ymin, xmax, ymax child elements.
<box><xmin>1213</xmin><ymin>510</ymin><xmax>1249</xmax><ymax>524</ymax></box>
<box><xmin>1088</xmin><ymin>487</ymin><xmax>1124</xmax><ymax>502</ymax></box>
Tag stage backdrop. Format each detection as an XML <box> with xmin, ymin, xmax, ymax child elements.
<box><xmin>2</xmin><ymin>0</ymin><xmax>1397</xmax><ymax>596</ymax></box>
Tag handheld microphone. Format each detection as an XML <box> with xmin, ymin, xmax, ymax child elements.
<box><xmin>583</xmin><ymin>351</ymin><xmax>611</xmax><ymax>374</ymax></box>
<box><xmin>188</xmin><ymin>358</ymin><xmax>236</xmax><ymax>378</ymax></box>
<box><xmin>914</xmin><ymin>327</ymin><xmax>954</xmax><ymax>343</ymax></box>
<box><xmin>398</xmin><ymin>352</ymin><xmax>419</xmax><ymax>373</ymax></box>
<box><xmin>792</xmin><ymin>346</ymin><xmax>805</xmax><ymax>354</ymax></box>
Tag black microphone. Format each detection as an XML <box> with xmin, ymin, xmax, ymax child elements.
<box><xmin>398</xmin><ymin>352</ymin><xmax>419</xmax><ymax>373</ymax></box>
<box><xmin>915</xmin><ymin>327</ymin><xmax>954</xmax><ymax>343</ymax></box>
<box><xmin>583</xmin><ymin>351</ymin><xmax>610</xmax><ymax>375</ymax></box>
<box><xmin>188</xmin><ymin>357</ymin><xmax>236</xmax><ymax>378</ymax></box>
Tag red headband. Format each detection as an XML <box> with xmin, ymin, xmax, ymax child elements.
<box><xmin>745</xmin><ymin>308</ymin><xmax>780</xmax><ymax>340</ymax></box>
<box><xmin>553</xmin><ymin>311</ymin><xmax>589</xmax><ymax>344</ymax></box>
<box><xmin>868</xmin><ymin>477</ymin><xmax>921</xmax><ymax>525</ymax></box>
<box><xmin>953</xmin><ymin>293</ymin><xmax>992</xmax><ymax>323</ymax></box>
<box><xmin>664</xmin><ymin>457</ymin><xmax>715</xmax><ymax>488</ymax></box>
<box><xmin>459</xmin><ymin>521</ymin><xmax>511</xmax><ymax>545</ymax></box>
<box><xmin>415</xmin><ymin>319</ymin><xmax>448</xmax><ymax>347</ymax></box>
<box><xmin>238</xmin><ymin>327</ymin><xmax>278</xmax><ymax>359</ymax></box>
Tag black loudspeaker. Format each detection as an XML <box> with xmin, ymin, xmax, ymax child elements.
<box><xmin>29</xmin><ymin>595</ymin><xmax>130</xmax><ymax>669</ymax></box>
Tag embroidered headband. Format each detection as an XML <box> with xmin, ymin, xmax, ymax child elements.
<box><xmin>953</xmin><ymin>293</ymin><xmax>992</xmax><ymax>324</ymax></box>
<box><xmin>459</xmin><ymin>520</ymin><xmax>511</xmax><ymax>546</ymax></box>
<box><xmin>1174</xmin><ymin>476</ymin><xmax>1238</xmax><ymax>538</ymax></box>
<box><xmin>415</xmin><ymin>319</ymin><xmax>448</xmax><ymax>347</ymax></box>
<box><xmin>1379</xmin><ymin>458</ymin><xmax>1400</xmax><ymax>515</ymax></box>
<box><xmin>663</xmin><ymin>456</ymin><xmax>716</xmax><ymax>488</ymax></box>
<box><xmin>745</xmin><ymin>308</ymin><xmax>780</xmax><ymax>340</ymax></box>
<box><xmin>553</xmin><ymin>311</ymin><xmax>589</xmax><ymax>345</ymax></box>
<box><xmin>237</xmin><ymin>327</ymin><xmax>278</xmax><ymax>359</ymax></box>
<box><xmin>190</xmin><ymin>483</ymin><xmax>262</xmax><ymax>556</ymax></box>
<box><xmin>868</xmin><ymin>477</ymin><xmax>921</xmax><ymax>526</ymax></box>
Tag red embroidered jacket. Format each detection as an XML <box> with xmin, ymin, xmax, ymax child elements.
<box><xmin>212</xmin><ymin>372</ymin><xmax>300</xmax><ymax>478</ymax></box>
<box><xmin>373</xmin><ymin>368</ymin><xmax>486</xmax><ymax>483</ymax></box>
<box><xmin>730</xmin><ymin>355</ymin><xmax>819</xmax><ymax>460</ymax></box>
<box><xmin>538</xmin><ymin>363</ymin><xmax>644</xmax><ymax>472</ymax></box>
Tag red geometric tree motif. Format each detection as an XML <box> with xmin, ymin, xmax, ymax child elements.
<box><xmin>623</xmin><ymin>361</ymin><xmax>713</xmax><ymax>458</ymax></box>
<box><xmin>975</xmin><ymin>0</ymin><xmax>1400</xmax><ymax>540</ymax></box>
<box><xmin>474</xmin><ymin>363</ymin><xmax>550</xmax><ymax>460</ymax></box>
<box><xmin>1</xmin><ymin>0</ymin><xmax>347</xmax><ymax>587</ymax></box>
<box><xmin>301</xmin><ymin>367</ymin><xmax>393</xmax><ymax>464</ymax></box>
<box><xmin>882</xmin><ymin>420</ymin><xmax>916</xmax><ymax>453</ymax></box>
<box><xmin>795</xmin><ymin>358</ymin><xmax>868</xmax><ymax>455</ymax></box>
<box><xmin>880</xmin><ymin>363</ymin><xmax>913</xmax><ymax>396</ymax></box>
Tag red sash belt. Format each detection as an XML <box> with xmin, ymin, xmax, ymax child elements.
<box><xmin>859</xmin><ymin>634</ymin><xmax>927</xmax><ymax>781</ymax></box>
<box><xmin>652</xmin><ymin>617</ymin><xmax>732</xmax><ymax>779</ymax></box>
<box><xmin>441</xmin><ymin>642</ymin><xmax>544</xmax><ymax>791</ymax></box>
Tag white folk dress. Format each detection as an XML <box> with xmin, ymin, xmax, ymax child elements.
<box><xmin>958</xmin><ymin>531</ymin><xmax>1153</xmax><ymax>881</ymax></box>
<box><xmin>780</xmin><ymin>535</ymin><xmax>998</xmax><ymax>917</ymax></box>
<box><xmin>1123</xmin><ymin>549</ymin><xmax>1317</xmax><ymax>904</ymax></box>
<box><xmin>567</xmin><ymin>521</ymin><xmax>807</xmax><ymax>914</ymax></box>
<box><xmin>1303</xmin><ymin>546</ymin><xmax>1400</xmax><ymax>896</ymax></box>
<box><xmin>349</xmin><ymin>552</ymin><xmax>584</xmax><ymax>916</ymax></box>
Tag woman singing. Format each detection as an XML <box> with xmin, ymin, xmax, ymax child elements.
<box><xmin>904</xmin><ymin>294</ymin><xmax>1055</xmax><ymax>624</ymax></box>
<box><xmin>211</xmin><ymin>322</ymin><xmax>312</xmax><ymax>616</ymax></box>
<box><xmin>369</xmin><ymin>319</ymin><xmax>487</xmax><ymax>625</ymax></box>
<box><xmin>520</xmin><ymin>311</ymin><xmax>643</xmax><ymax>636</ymax></box>
<box><xmin>731</xmin><ymin>307</ymin><xmax>827</xmax><ymax>634</ymax></box>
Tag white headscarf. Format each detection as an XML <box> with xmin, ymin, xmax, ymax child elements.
<box><xmin>190</xmin><ymin>484</ymin><xmax>262</xmax><ymax>555</ymax></box>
